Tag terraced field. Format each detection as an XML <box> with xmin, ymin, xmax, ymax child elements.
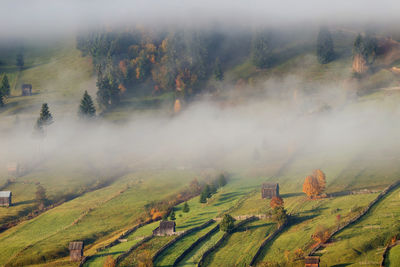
<box><xmin>202</xmin><ymin>219</ymin><xmax>276</xmax><ymax>267</ymax></box>
<box><xmin>319</xmin><ymin>186</ymin><xmax>400</xmax><ymax>266</ymax></box>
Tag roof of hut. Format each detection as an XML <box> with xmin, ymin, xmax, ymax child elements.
<box><xmin>69</xmin><ymin>241</ymin><xmax>84</xmax><ymax>250</ymax></box>
<box><xmin>0</xmin><ymin>191</ymin><xmax>11</xmax><ymax>198</ymax></box>
<box><xmin>22</xmin><ymin>84</ymin><xmax>32</xmax><ymax>88</ymax></box>
<box><xmin>261</xmin><ymin>183</ymin><xmax>279</xmax><ymax>189</ymax></box>
<box><xmin>160</xmin><ymin>221</ymin><xmax>175</xmax><ymax>230</ymax></box>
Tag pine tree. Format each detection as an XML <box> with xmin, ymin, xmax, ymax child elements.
<box><xmin>36</xmin><ymin>103</ymin><xmax>53</xmax><ymax>128</ymax></box>
<box><xmin>317</xmin><ymin>27</ymin><xmax>335</xmax><ymax>64</ymax></box>
<box><xmin>213</xmin><ymin>57</ymin><xmax>223</xmax><ymax>81</ymax></box>
<box><xmin>78</xmin><ymin>90</ymin><xmax>96</xmax><ymax>118</ymax></box>
<box><xmin>96</xmin><ymin>71</ymin><xmax>120</xmax><ymax>110</ymax></box>
<box><xmin>251</xmin><ymin>31</ymin><xmax>273</xmax><ymax>69</ymax></box>
<box><xmin>1</xmin><ymin>75</ymin><xmax>10</xmax><ymax>96</ymax></box>
<box><xmin>200</xmin><ymin>190</ymin><xmax>207</xmax><ymax>203</ymax></box>
<box><xmin>218</xmin><ymin>174</ymin><xmax>227</xmax><ymax>188</ymax></box>
<box><xmin>183</xmin><ymin>202</ymin><xmax>190</xmax><ymax>213</ymax></box>
<box><xmin>169</xmin><ymin>210</ymin><xmax>176</xmax><ymax>220</ymax></box>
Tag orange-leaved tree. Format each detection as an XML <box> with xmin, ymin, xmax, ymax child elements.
<box><xmin>270</xmin><ymin>196</ymin><xmax>284</xmax><ymax>209</ymax></box>
<box><xmin>313</xmin><ymin>169</ymin><xmax>326</xmax><ymax>192</ymax></box>
<box><xmin>303</xmin><ymin>175</ymin><xmax>320</xmax><ymax>198</ymax></box>
<box><xmin>303</xmin><ymin>169</ymin><xmax>327</xmax><ymax>198</ymax></box>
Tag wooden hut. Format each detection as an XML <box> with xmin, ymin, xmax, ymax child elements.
<box><xmin>0</xmin><ymin>191</ymin><xmax>12</xmax><ymax>207</ymax></box>
<box><xmin>261</xmin><ymin>183</ymin><xmax>279</xmax><ymax>199</ymax></box>
<box><xmin>305</xmin><ymin>256</ymin><xmax>320</xmax><ymax>267</ymax></box>
<box><xmin>69</xmin><ymin>241</ymin><xmax>84</xmax><ymax>261</ymax></box>
<box><xmin>21</xmin><ymin>84</ymin><xmax>32</xmax><ymax>96</ymax></box>
<box><xmin>153</xmin><ymin>221</ymin><xmax>176</xmax><ymax>236</ymax></box>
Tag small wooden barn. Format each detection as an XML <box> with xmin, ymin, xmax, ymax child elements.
<box><xmin>21</xmin><ymin>84</ymin><xmax>32</xmax><ymax>96</ymax></box>
<box><xmin>261</xmin><ymin>183</ymin><xmax>279</xmax><ymax>199</ymax></box>
<box><xmin>153</xmin><ymin>221</ymin><xmax>176</xmax><ymax>236</ymax></box>
<box><xmin>69</xmin><ymin>241</ymin><xmax>84</xmax><ymax>262</ymax></box>
<box><xmin>305</xmin><ymin>256</ymin><xmax>320</xmax><ymax>267</ymax></box>
<box><xmin>0</xmin><ymin>191</ymin><xmax>12</xmax><ymax>207</ymax></box>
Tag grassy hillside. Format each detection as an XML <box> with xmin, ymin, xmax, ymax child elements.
<box><xmin>319</xmin><ymin>186</ymin><xmax>400</xmax><ymax>266</ymax></box>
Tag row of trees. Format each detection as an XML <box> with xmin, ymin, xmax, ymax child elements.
<box><xmin>199</xmin><ymin>174</ymin><xmax>227</xmax><ymax>203</ymax></box>
<box><xmin>77</xmin><ymin>29</ymin><xmax>229</xmax><ymax>111</ymax></box>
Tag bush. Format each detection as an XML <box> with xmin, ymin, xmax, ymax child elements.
<box><xmin>220</xmin><ymin>214</ymin><xmax>235</xmax><ymax>232</ymax></box>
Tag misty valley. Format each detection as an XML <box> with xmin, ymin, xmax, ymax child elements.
<box><xmin>1</xmin><ymin>1</ymin><xmax>400</xmax><ymax>267</ymax></box>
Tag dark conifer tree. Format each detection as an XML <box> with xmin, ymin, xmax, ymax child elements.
<box><xmin>96</xmin><ymin>70</ymin><xmax>120</xmax><ymax>110</ymax></box>
<box><xmin>251</xmin><ymin>31</ymin><xmax>273</xmax><ymax>69</ymax></box>
<box><xmin>317</xmin><ymin>27</ymin><xmax>335</xmax><ymax>64</ymax></box>
<box><xmin>78</xmin><ymin>90</ymin><xmax>96</xmax><ymax>118</ymax></box>
<box><xmin>1</xmin><ymin>75</ymin><xmax>10</xmax><ymax>96</ymax></box>
<box><xmin>183</xmin><ymin>202</ymin><xmax>190</xmax><ymax>213</ymax></box>
<box><xmin>213</xmin><ymin>57</ymin><xmax>223</xmax><ymax>81</ymax></box>
<box><xmin>169</xmin><ymin>209</ymin><xmax>176</xmax><ymax>220</ymax></box>
<box><xmin>36</xmin><ymin>103</ymin><xmax>53</xmax><ymax>130</ymax></box>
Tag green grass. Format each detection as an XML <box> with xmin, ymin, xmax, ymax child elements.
<box><xmin>177</xmin><ymin>229</ymin><xmax>225</xmax><ymax>267</ymax></box>
<box><xmin>83</xmin><ymin>222</ymin><xmax>158</xmax><ymax>267</ymax></box>
<box><xmin>118</xmin><ymin>235</ymin><xmax>175</xmax><ymax>267</ymax></box>
<box><xmin>0</xmin><ymin>38</ymin><xmax>94</xmax><ymax>128</ymax></box>
<box><xmin>0</xmin><ymin>170</ymin><xmax>194</xmax><ymax>266</ymax></box>
<box><xmin>320</xmin><ymin>186</ymin><xmax>400</xmax><ymax>266</ymax></box>
<box><xmin>154</xmin><ymin>222</ymin><xmax>217</xmax><ymax>266</ymax></box>
<box><xmin>257</xmin><ymin>193</ymin><xmax>378</xmax><ymax>265</ymax></box>
<box><xmin>203</xmin><ymin>219</ymin><xmax>276</xmax><ymax>267</ymax></box>
<box><xmin>387</xmin><ymin>244</ymin><xmax>400</xmax><ymax>266</ymax></box>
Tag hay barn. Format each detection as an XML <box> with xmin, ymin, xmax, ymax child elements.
<box><xmin>261</xmin><ymin>183</ymin><xmax>279</xmax><ymax>199</ymax></box>
<box><xmin>21</xmin><ymin>84</ymin><xmax>32</xmax><ymax>96</ymax></box>
<box><xmin>69</xmin><ymin>241</ymin><xmax>84</xmax><ymax>262</ymax></box>
<box><xmin>0</xmin><ymin>191</ymin><xmax>12</xmax><ymax>207</ymax></box>
<box><xmin>153</xmin><ymin>221</ymin><xmax>176</xmax><ymax>236</ymax></box>
<box><xmin>305</xmin><ymin>256</ymin><xmax>320</xmax><ymax>267</ymax></box>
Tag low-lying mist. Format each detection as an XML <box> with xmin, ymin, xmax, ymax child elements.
<box><xmin>2</xmin><ymin>80</ymin><xmax>400</xmax><ymax>179</ymax></box>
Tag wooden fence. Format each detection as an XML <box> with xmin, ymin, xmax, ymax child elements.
<box><xmin>197</xmin><ymin>216</ymin><xmax>257</xmax><ymax>267</ymax></box>
<box><xmin>173</xmin><ymin>224</ymin><xmax>220</xmax><ymax>266</ymax></box>
<box><xmin>309</xmin><ymin>180</ymin><xmax>400</xmax><ymax>256</ymax></box>
<box><xmin>152</xmin><ymin>219</ymin><xmax>215</xmax><ymax>263</ymax></box>
<box><xmin>249</xmin><ymin>222</ymin><xmax>287</xmax><ymax>267</ymax></box>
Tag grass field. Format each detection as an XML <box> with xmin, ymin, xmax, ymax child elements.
<box><xmin>83</xmin><ymin>221</ymin><xmax>159</xmax><ymax>267</ymax></box>
<box><xmin>202</xmin><ymin>219</ymin><xmax>276</xmax><ymax>267</ymax></box>
<box><xmin>0</xmin><ymin>170</ymin><xmax>195</xmax><ymax>266</ymax></box>
<box><xmin>154</xmin><ymin>222</ymin><xmax>217</xmax><ymax>266</ymax></box>
<box><xmin>177</xmin><ymin>229</ymin><xmax>225</xmax><ymax>267</ymax></box>
<box><xmin>386</xmin><ymin>244</ymin><xmax>400</xmax><ymax>266</ymax></box>
<box><xmin>257</xmin><ymin>193</ymin><xmax>378</xmax><ymax>265</ymax></box>
<box><xmin>320</xmin><ymin>186</ymin><xmax>400</xmax><ymax>266</ymax></box>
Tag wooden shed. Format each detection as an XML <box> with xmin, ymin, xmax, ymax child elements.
<box><xmin>305</xmin><ymin>256</ymin><xmax>320</xmax><ymax>267</ymax></box>
<box><xmin>69</xmin><ymin>241</ymin><xmax>84</xmax><ymax>261</ymax></box>
<box><xmin>0</xmin><ymin>191</ymin><xmax>12</xmax><ymax>207</ymax></box>
<box><xmin>153</xmin><ymin>221</ymin><xmax>176</xmax><ymax>236</ymax></box>
<box><xmin>21</xmin><ymin>84</ymin><xmax>32</xmax><ymax>96</ymax></box>
<box><xmin>261</xmin><ymin>183</ymin><xmax>279</xmax><ymax>199</ymax></box>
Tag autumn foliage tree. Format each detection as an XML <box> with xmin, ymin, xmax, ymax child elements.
<box><xmin>303</xmin><ymin>169</ymin><xmax>327</xmax><ymax>199</ymax></box>
<box><xmin>312</xmin><ymin>225</ymin><xmax>330</xmax><ymax>244</ymax></box>
<box><xmin>270</xmin><ymin>196</ymin><xmax>284</xmax><ymax>209</ymax></box>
